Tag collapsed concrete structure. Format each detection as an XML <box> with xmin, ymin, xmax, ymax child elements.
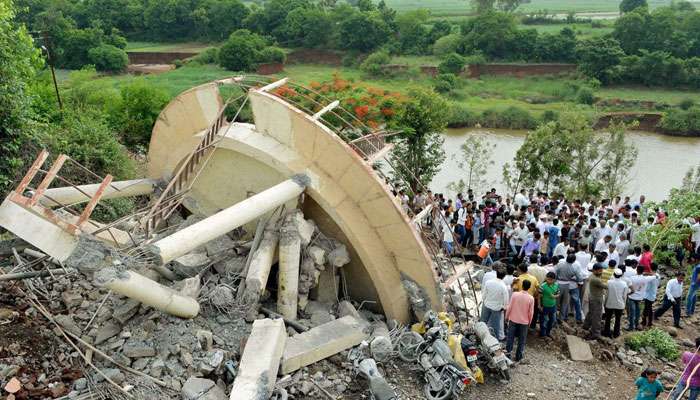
<box><xmin>0</xmin><ymin>76</ymin><xmax>455</xmax><ymax>399</ymax></box>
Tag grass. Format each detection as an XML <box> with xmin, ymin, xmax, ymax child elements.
<box><xmin>390</xmin><ymin>55</ymin><xmax>442</xmax><ymax>66</ymax></box>
<box><xmin>597</xmin><ymin>86</ymin><xmax>700</xmax><ymax>105</ymax></box>
<box><xmin>125</xmin><ymin>41</ymin><xmax>216</xmax><ymax>53</ymax></box>
<box><xmin>523</xmin><ymin>22</ymin><xmax>613</xmax><ymax>38</ymax></box>
<box><xmin>382</xmin><ymin>0</ymin><xmax>691</xmax><ymax>16</ymax></box>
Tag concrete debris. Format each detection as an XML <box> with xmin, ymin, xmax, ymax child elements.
<box><xmin>337</xmin><ymin>300</ymin><xmax>361</xmax><ymax>320</ymax></box>
<box><xmin>307</xmin><ymin>246</ymin><xmax>326</xmax><ymax>265</ymax></box>
<box><xmin>4</xmin><ymin>377</ymin><xmax>21</xmax><ymax>394</ymax></box>
<box><xmin>196</xmin><ymin>330</ymin><xmax>214</xmax><ymax>351</ymax></box>
<box><xmin>281</xmin><ymin>316</ymin><xmax>368</xmax><ymax>374</ymax></box>
<box><xmin>230</xmin><ymin>319</ymin><xmax>286</xmax><ymax>400</ymax></box>
<box><xmin>327</xmin><ymin>244</ymin><xmax>350</xmax><ymax>268</ymax></box>
<box><xmin>566</xmin><ymin>335</ymin><xmax>594</xmax><ymax>361</ymax></box>
<box><xmin>173</xmin><ymin>253</ymin><xmax>210</xmax><ymax>278</ymax></box>
<box><xmin>123</xmin><ymin>340</ymin><xmax>156</xmax><ymax>358</ymax></box>
<box><xmin>179</xmin><ymin>276</ymin><xmax>202</xmax><ymax>298</ymax></box>
<box><xmin>95</xmin><ymin>321</ymin><xmax>122</xmax><ymax>344</ymax></box>
<box><xmin>182</xmin><ymin>377</ymin><xmax>226</xmax><ymax>400</ymax></box>
<box><xmin>54</xmin><ymin>314</ymin><xmax>81</xmax><ymax>337</ymax></box>
<box><xmin>113</xmin><ymin>299</ymin><xmax>141</xmax><ymax>324</ymax></box>
<box><xmin>288</xmin><ymin>209</ymin><xmax>316</xmax><ymax>246</ymax></box>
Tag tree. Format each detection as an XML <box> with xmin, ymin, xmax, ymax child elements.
<box><xmin>450</xmin><ymin>135</ymin><xmax>495</xmax><ymax>194</ymax></box>
<box><xmin>433</xmin><ymin>33</ymin><xmax>462</xmax><ymax>56</ymax></box>
<box><xmin>598</xmin><ymin>122</ymin><xmax>639</xmax><ymax>198</ymax></box>
<box><xmin>534</xmin><ymin>27</ymin><xmax>576</xmax><ymax>62</ymax></box>
<box><xmin>218</xmin><ymin>29</ymin><xmax>267</xmax><ymax>71</ymax></box>
<box><xmin>192</xmin><ymin>0</ymin><xmax>249</xmax><ymax>41</ymax></box>
<box><xmin>511</xmin><ymin>120</ymin><xmax>571</xmax><ymax>192</ymax></box>
<box><xmin>575</xmin><ymin>37</ymin><xmax>625</xmax><ymax>84</ymax></box>
<box><xmin>336</xmin><ymin>10</ymin><xmax>389</xmax><ymax>52</ymax></box>
<box><xmin>88</xmin><ymin>44</ymin><xmax>128</xmax><ymax>72</ymax></box>
<box><xmin>438</xmin><ymin>52</ymin><xmax>466</xmax><ymax>74</ymax></box>
<box><xmin>461</xmin><ymin>11</ymin><xmax>520</xmax><ymax>59</ymax></box>
<box><xmin>0</xmin><ymin>0</ymin><xmax>42</xmax><ymax>195</ymax></box>
<box><xmin>395</xmin><ymin>9</ymin><xmax>430</xmax><ymax>55</ymax></box>
<box><xmin>390</xmin><ymin>89</ymin><xmax>448</xmax><ymax>193</ymax></box>
<box><xmin>360</xmin><ymin>50</ymin><xmax>391</xmax><ymax>76</ymax></box>
<box><xmin>282</xmin><ymin>7</ymin><xmax>332</xmax><ymax>48</ymax></box>
<box><xmin>501</xmin><ymin>162</ymin><xmax>524</xmax><ymax>198</ymax></box>
<box><xmin>143</xmin><ymin>0</ymin><xmax>197</xmax><ymax>40</ymax></box>
<box><xmin>620</xmin><ymin>0</ymin><xmax>648</xmax><ymax>13</ymax></box>
<box><xmin>107</xmin><ymin>80</ymin><xmax>170</xmax><ymax>149</ymax></box>
<box><xmin>471</xmin><ymin>0</ymin><xmax>528</xmax><ymax>14</ymax></box>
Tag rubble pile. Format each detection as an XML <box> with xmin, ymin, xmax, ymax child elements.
<box><xmin>0</xmin><ymin>207</ymin><xmax>391</xmax><ymax>400</ymax></box>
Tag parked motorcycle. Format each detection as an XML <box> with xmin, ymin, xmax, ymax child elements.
<box><xmin>348</xmin><ymin>341</ymin><xmax>397</xmax><ymax>400</ymax></box>
<box><xmin>397</xmin><ymin>324</ymin><xmax>476</xmax><ymax>400</ymax></box>
<box><xmin>465</xmin><ymin>321</ymin><xmax>512</xmax><ymax>381</ymax></box>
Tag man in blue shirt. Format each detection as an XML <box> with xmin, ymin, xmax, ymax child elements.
<box><xmin>686</xmin><ymin>254</ymin><xmax>700</xmax><ymax>316</ymax></box>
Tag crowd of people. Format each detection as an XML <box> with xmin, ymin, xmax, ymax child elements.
<box><xmin>405</xmin><ymin>187</ymin><xmax>700</xmax><ymax>399</ymax></box>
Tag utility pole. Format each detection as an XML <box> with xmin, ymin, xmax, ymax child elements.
<box><xmin>40</xmin><ymin>31</ymin><xmax>63</xmax><ymax>111</ymax></box>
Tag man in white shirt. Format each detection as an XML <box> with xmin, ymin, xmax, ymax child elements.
<box><xmin>690</xmin><ymin>217</ymin><xmax>700</xmax><ymax>253</ymax></box>
<box><xmin>595</xmin><ymin>235</ymin><xmax>613</xmax><ymax>253</ymax></box>
<box><xmin>615</xmin><ymin>233</ymin><xmax>631</xmax><ymax>261</ymax></box>
<box><xmin>575</xmin><ymin>244</ymin><xmax>592</xmax><ymax>276</ymax></box>
<box><xmin>514</xmin><ymin>189</ymin><xmax>529</xmax><ymax>208</ymax></box>
<box><xmin>626</xmin><ymin>266</ymin><xmax>658</xmax><ymax>331</ymax></box>
<box><xmin>654</xmin><ymin>271</ymin><xmax>685</xmax><ymax>328</ymax></box>
<box><xmin>603</xmin><ymin>269</ymin><xmax>630</xmax><ymax>338</ymax></box>
<box><xmin>606</xmin><ymin>243</ymin><xmax>620</xmax><ymax>266</ymax></box>
<box><xmin>510</xmin><ymin>221</ymin><xmax>529</xmax><ymax>256</ymax></box>
<box><xmin>480</xmin><ymin>269</ymin><xmax>509</xmax><ymax>340</ymax></box>
<box><xmin>552</xmin><ymin>239</ymin><xmax>569</xmax><ymax>259</ymax></box>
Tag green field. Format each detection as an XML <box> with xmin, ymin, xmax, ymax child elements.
<box><xmin>524</xmin><ymin>22</ymin><xmax>614</xmax><ymax>38</ymax></box>
<box><xmin>77</xmin><ymin>63</ymin><xmax>700</xmax><ymax>121</ymax></box>
<box><xmin>125</xmin><ymin>41</ymin><xmax>215</xmax><ymax>53</ymax></box>
<box><xmin>382</xmin><ymin>0</ymin><xmax>690</xmax><ymax>16</ymax></box>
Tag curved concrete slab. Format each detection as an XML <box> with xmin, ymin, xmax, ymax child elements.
<box><xmin>147</xmin><ymin>82</ymin><xmax>442</xmax><ymax>323</ymax></box>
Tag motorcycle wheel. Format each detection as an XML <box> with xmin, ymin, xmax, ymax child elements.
<box><xmin>396</xmin><ymin>331</ymin><xmax>424</xmax><ymax>362</ymax></box>
<box><xmin>499</xmin><ymin>367</ymin><xmax>511</xmax><ymax>381</ymax></box>
<box><xmin>423</xmin><ymin>371</ymin><xmax>455</xmax><ymax>400</ymax></box>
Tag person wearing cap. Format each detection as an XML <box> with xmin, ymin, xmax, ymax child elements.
<box><xmin>583</xmin><ymin>263</ymin><xmax>607</xmax><ymax>340</ymax></box>
<box><xmin>603</xmin><ymin>268</ymin><xmax>630</xmax><ymax>338</ymax></box>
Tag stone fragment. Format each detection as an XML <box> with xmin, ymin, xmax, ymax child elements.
<box><xmin>61</xmin><ymin>291</ymin><xmax>83</xmax><ymax>309</ymax></box>
<box><xmin>73</xmin><ymin>378</ymin><xmax>87</xmax><ymax>391</ymax></box>
<box><xmin>289</xmin><ymin>210</ymin><xmax>315</xmax><ymax>246</ymax></box>
<box><xmin>4</xmin><ymin>377</ymin><xmax>21</xmax><ymax>394</ymax></box>
<box><xmin>172</xmin><ymin>253</ymin><xmax>209</xmax><ymax>278</ymax></box>
<box><xmin>101</xmin><ymin>368</ymin><xmax>125</xmax><ymax>385</ymax></box>
<box><xmin>151</xmin><ymin>359</ymin><xmax>165</xmax><ymax>377</ymax></box>
<box><xmin>95</xmin><ymin>321</ymin><xmax>122</xmax><ymax>344</ymax></box>
<box><xmin>181</xmin><ymin>377</ymin><xmax>214</xmax><ymax>400</ymax></box>
<box><xmin>113</xmin><ymin>299</ymin><xmax>140</xmax><ymax>324</ymax></box>
<box><xmin>123</xmin><ymin>341</ymin><xmax>156</xmax><ymax>358</ymax></box>
<box><xmin>54</xmin><ymin>314</ymin><xmax>81</xmax><ymax>336</ymax></box>
<box><xmin>204</xmin><ymin>234</ymin><xmax>236</xmax><ymax>257</ymax></box>
<box><xmin>337</xmin><ymin>301</ymin><xmax>361</xmax><ymax>320</ymax></box>
<box><xmin>566</xmin><ymin>335</ymin><xmax>593</xmax><ymax>361</ymax></box>
<box><xmin>196</xmin><ymin>330</ymin><xmax>213</xmax><ymax>351</ymax></box>
<box><xmin>180</xmin><ymin>277</ymin><xmax>201</xmax><ymax>298</ymax></box>
<box><xmin>308</xmin><ymin>246</ymin><xmax>326</xmax><ymax>266</ymax></box>
<box><xmin>327</xmin><ymin>245</ymin><xmax>350</xmax><ymax>267</ymax></box>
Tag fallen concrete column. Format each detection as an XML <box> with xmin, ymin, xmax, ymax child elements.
<box><xmin>277</xmin><ymin>215</ymin><xmax>301</xmax><ymax>320</ymax></box>
<box><xmin>230</xmin><ymin>318</ymin><xmax>286</xmax><ymax>400</ymax></box>
<box><xmin>281</xmin><ymin>315</ymin><xmax>368</xmax><ymax>374</ymax></box>
<box><xmin>242</xmin><ymin>225</ymin><xmax>279</xmax><ymax>305</ymax></box>
<box><xmin>149</xmin><ymin>176</ymin><xmax>307</xmax><ymax>265</ymax></box>
<box><xmin>94</xmin><ymin>267</ymin><xmax>200</xmax><ymax>318</ymax></box>
<box><xmin>38</xmin><ymin>178</ymin><xmax>158</xmax><ymax>207</ymax></box>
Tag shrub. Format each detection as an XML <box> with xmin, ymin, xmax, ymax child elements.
<box><xmin>625</xmin><ymin>328</ymin><xmax>680</xmax><ymax>360</ymax></box>
<box><xmin>447</xmin><ymin>103</ymin><xmax>477</xmax><ymax>128</ymax></box>
<box><xmin>218</xmin><ymin>29</ymin><xmax>267</xmax><ymax>71</ymax></box>
<box><xmin>433</xmin><ymin>73</ymin><xmax>459</xmax><ymax>94</ymax></box>
<box><xmin>259</xmin><ymin>46</ymin><xmax>286</xmax><ymax>64</ymax></box>
<box><xmin>438</xmin><ymin>52</ymin><xmax>466</xmax><ymax>75</ymax></box>
<box><xmin>192</xmin><ymin>47</ymin><xmax>220</xmax><ymax>65</ymax></box>
<box><xmin>660</xmin><ymin>107</ymin><xmax>700</xmax><ymax>134</ymax></box>
<box><xmin>107</xmin><ymin>80</ymin><xmax>170</xmax><ymax>149</ymax></box>
<box><xmin>576</xmin><ymin>86</ymin><xmax>596</xmax><ymax>105</ymax></box>
<box><xmin>360</xmin><ymin>50</ymin><xmax>391</xmax><ymax>76</ymax></box>
<box><xmin>480</xmin><ymin>106</ymin><xmax>537</xmax><ymax>129</ymax></box>
<box><xmin>173</xmin><ymin>59</ymin><xmax>183</xmax><ymax>68</ymax></box>
<box><xmin>679</xmin><ymin>98</ymin><xmax>696</xmax><ymax>110</ymax></box>
<box><xmin>87</xmin><ymin>44</ymin><xmax>128</xmax><ymax>73</ymax></box>
<box><xmin>541</xmin><ymin>110</ymin><xmax>560</xmax><ymax>123</ymax></box>
<box><xmin>433</xmin><ymin>34</ymin><xmax>462</xmax><ymax>56</ymax></box>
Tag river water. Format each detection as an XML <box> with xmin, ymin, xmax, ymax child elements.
<box><xmin>431</xmin><ymin>128</ymin><xmax>700</xmax><ymax>201</ymax></box>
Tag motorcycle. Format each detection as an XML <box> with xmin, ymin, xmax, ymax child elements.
<box><xmin>397</xmin><ymin>325</ymin><xmax>476</xmax><ymax>400</ymax></box>
<box><xmin>348</xmin><ymin>341</ymin><xmax>397</xmax><ymax>400</ymax></box>
<box><xmin>466</xmin><ymin>321</ymin><xmax>512</xmax><ymax>381</ymax></box>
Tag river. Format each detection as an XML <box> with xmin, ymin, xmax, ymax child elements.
<box><xmin>431</xmin><ymin>128</ymin><xmax>700</xmax><ymax>201</ymax></box>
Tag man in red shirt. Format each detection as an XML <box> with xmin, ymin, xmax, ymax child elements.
<box><xmin>639</xmin><ymin>244</ymin><xmax>654</xmax><ymax>273</ymax></box>
<box><xmin>505</xmin><ymin>279</ymin><xmax>535</xmax><ymax>362</ymax></box>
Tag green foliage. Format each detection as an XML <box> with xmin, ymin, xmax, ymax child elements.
<box><xmin>626</xmin><ymin>328</ymin><xmax>680</xmax><ymax>360</ymax></box>
<box><xmin>192</xmin><ymin>0</ymin><xmax>249</xmax><ymax>41</ymax></box>
<box><xmin>40</xmin><ymin>111</ymin><xmax>136</xmax><ymax>180</ymax></box>
<box><xmin>58</xmin><ymin>28</ymin><xmax>104</xmax><ymax>69</ymax></box>
<box><xmin>360</xmin><ymin>50</ymin><xmax>391</xmax><ymax>76</ymax></box>
<box><xmin>660</xmin><ymin>107</ymin><xmax>700</xmax><ymax>134</ymax></box>
<box><xmin>433</xmin><ymin>73</ymin><xmax>459</xmax><ymax>94</ymax></box>
<box><xmin>390</xmin><ymin>89</ymin><xmax>448</xmax><ymax>193</ymax></box>
<box><xmin>447</xmin><ymin>103</ymin><xmax>477</xmax><ymax>128</ymax></box>
<box><xmin>471</xmin><ymin>0</ymin><xmax>527</xmax><ymax>14</ymax></box>
<box><xmin>575</xmin><ymin>86</ymin><xmax>595</xmax><ymax>105</ymax></box>
<box><xmin>620</xmin><ymin>0</ymin><xmax>648</xmax><ymax>13</ymax></box>
<box><xmin>336</xmin><ymin>8</ymin><xmax>390</xmax><ymax>52</ymax></box>
<box><xmin>680</xmin><ymin>98</ymin><xmax>696</xmax><ymax>110</ymax></box>
<box><xmin>0</xmin><ymin>0</ymin><xmax>42</xmax><ymax>195</ymax></box>
<box><xmin>88</xmin><ymin>44</ymin><xmax>128</xmax><ymax>72</ymax></box>
<box><xmin>480</xmin><ymin>106</ymin><xmax>537</xmax><ymax>129</ymax></box>
<box><xmin>191</xmin><ymin>47</ymin><xmax>220</xmax><ymax>65</ymax></box>
<box><xmin>107</xmin><ymin>80</ymin><xmax>170</xmax><ymax>149</ymax></box>
<box><xmin>433</xmin><ymin>33</ymin><xmax>462</xmax><ymax>56</ymax></box>
<box><xmin>534</xmin><ymin>27</ymin><xmax>576</xmax><ymax>62</ymax></box>
<box><xmin>395</xmin><ymin>9</ymin><xmax>430</xmax><ymax>55</ymax></box>
<box><xmin>218</xmin><ymin>29</ymin><xmax>268</xmax><ymax>71</ymax></box>
<box><xmin>438</xmin><ymin>52</ymin><xmax>465</xmax><ymax>74</ymax></box>
<box><xmin>282</xmin><ymin>6</ymin><xmax>332</xmax><ymax>48</ymax></box>
<box><xmin>259</xmin><ymin>46</ymin><xmax>286</xmax><ymax>63</ymax></box>
<box><xmin>575</xmin><ymin>37</ymin><xmax>625</xmax><ymax>84</ymax></box>
<box><xmin>461</xmin><ymin>11</ymin><xmax>520</xmax><ymax>60</ymax></box>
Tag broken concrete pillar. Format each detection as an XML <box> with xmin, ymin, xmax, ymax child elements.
<box><xmin>278</xmin><ymin>215</ymin><xmax>301</xmax><ymax>320</ymax></box>
<box><xmin>229</xmin><ymin>318</ymin><xmax>286</xmax><ymax>400</ymax></box>
<box><xmin>281</xmin><ymin>316</ymin><xmax>367</xmax><ymax>374</ymax></box>
<box><xmin>149</xmin><ymin>176</ymin><xmax>307</xmax><ymax>264</ymax></box>
<box><xmin>313</xmin><ymin>265</ymin><xmax>338</xmax><ymax>303</ymax></box>
<box><xmin>94</xmin><ymin>267</ymin><xmax>200</xmax><ymax>318</ymax></box>
<box><xmin>242</xmin><ymin>225</ymin><xmax>279</xmax><ymax>305</ymax></box>
<box><xmin>38</xmin><ymin>178</ymin><xmax>158</xmax><ymax>207</ymax></box>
